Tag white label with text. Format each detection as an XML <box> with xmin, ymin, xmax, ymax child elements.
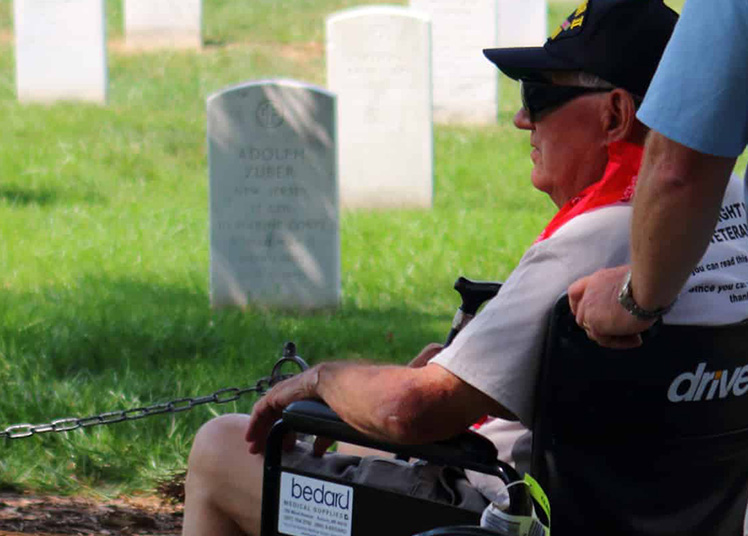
<box><xmin>278</xmin><ymin>472</ymin><xmax>353</xmax><ymax>536</ymax></box>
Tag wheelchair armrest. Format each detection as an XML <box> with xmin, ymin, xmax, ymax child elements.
<box><xmin>265</xmin><ymin>402</ymin><xmax>532</xmax><ymax>529</ymax></box>
<box><xmin>282</xmin><ymin>400</ymin><xmax>499</xmax><ymax>472</ymax></box>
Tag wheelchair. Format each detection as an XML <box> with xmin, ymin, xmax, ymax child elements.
<box><xmin>260</xmin><ymin>277</ymin><xmax>748</xmax><ymax>536</ymax></box>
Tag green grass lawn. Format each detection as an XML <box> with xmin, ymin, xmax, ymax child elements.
<box><xmin>0</xmin><ymin>0</ymin><xmax>731</xmax><ymax>497</ymax></box>
<box><xmin>0</xmin><ymin>0</ymin><xmax>551</xmax><ymax>495</ymax></box>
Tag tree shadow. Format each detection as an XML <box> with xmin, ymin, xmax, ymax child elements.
<box><xmin>203</xmin><ymin>38</ymin><xmax>227</xmax><ymax>48</ymax></box>
<box><xmin>0</xmin><ymin>187</ymin><xmax>58</xmax><ymax>207</ymax></box>
<box><xmin>0</xmin><ymin>186</ymin><xmax>104</xmax><ymax>207</ymax></box>
<box><xmin>0</xmin><ymin>275</ymin><xmax>453</xmax><ymax>390</ymax></box>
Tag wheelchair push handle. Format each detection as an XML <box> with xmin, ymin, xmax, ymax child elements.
<box><xmin>444</xmin><ymin>277</ymin><xmax>502</xmax><ymax>347</ymax></box>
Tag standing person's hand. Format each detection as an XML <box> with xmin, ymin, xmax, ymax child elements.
<box><xmin>568</xmin><ymin>265</ymin><xmax>656</xmax><ymax>349</ymax></box>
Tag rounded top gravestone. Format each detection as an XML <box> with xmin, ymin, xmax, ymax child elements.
<box><xmin>326</xmin><ymin>6</ymin><xmax>433</xmax><ymax>209</ymax></box>
<box><xmin>410</xmin><ymin>0</ymin><xmax>499</xmax><ymax>124</ymax></box>
<box><xmin>208</xmin><ymin>79</ymin><xmax>340</xmax><ymax>310</ymax></box>
<box><xmin>124</xmin><ymin>0</ymin><xmax>203</xmax><ymax>50</ymax></box>
<box><xmin>14</xmin><ymin>0</ymin><xmax>108</xmax><ymax>104</ymax></box>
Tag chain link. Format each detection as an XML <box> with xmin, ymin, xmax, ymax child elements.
<box><xmin>0</xmin><ymin>345</ymin><xmax>308</xmax><ymax>442</ymax></box>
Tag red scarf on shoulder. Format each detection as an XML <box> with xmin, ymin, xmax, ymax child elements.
<box><xmin>471</xmin><ymin>141</ymin><xmax>643</xmax><ymax>432</ymax></box>
<box><xmin>534</xmin><ymin>141</ymin><xmax>643</xmax><ymax>243</ymax></box>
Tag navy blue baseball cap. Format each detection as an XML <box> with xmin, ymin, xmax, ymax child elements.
<box><xmin>483</xmin><ymin>0</ymin><xmax>678</xmax><ymax>97</ymax></box>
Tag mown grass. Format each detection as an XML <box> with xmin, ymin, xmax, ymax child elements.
<box><xmin>0</xmin><ymin>0</ymin><xmax>730</xmax><ymax>497</ymax></box>
<box><xmin>0</xmin><ymin>0</ymin><xmax>548</xmax><ymax>496</ymax></box>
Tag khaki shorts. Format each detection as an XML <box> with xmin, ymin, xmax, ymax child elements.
<box><xmin>282</xmin><ymin>442</ymin><xmax>489</xmax><ymax>513</ymax></box>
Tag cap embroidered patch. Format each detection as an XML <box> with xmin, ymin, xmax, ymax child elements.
<box><xmin>550</xmin><ymin>0</ymin><xmax>588</xmax><ymax>40</ymax></box>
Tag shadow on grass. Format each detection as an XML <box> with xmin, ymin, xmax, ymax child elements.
<box><xmin>0</xmin><ymin>186</ymin><xmax>104</xmax><ymax>207</ymax></box>
<box><xmin>0</xmin><ymin>275</ymin><xmax>452</xmax><ymax>388</ymax></box>
<box><xmin>0</xmin><ymin>279</ymin><xmax>455</xmax><ymax>494</ymax></box>
<box><xmin>203</xmin><ymin>38</ymin><xmax>227</xmax><ymax>48</ymax></box>
<box><xmin>0</xmin><ymin>187</ymin><xmax>59</xmax><ymax>207</ymax></box>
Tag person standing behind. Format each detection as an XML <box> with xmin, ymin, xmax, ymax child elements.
<box><xmin>569</xmin><ymin>0</ymin><xmax>748</xmax><ymax>347</ymax></box>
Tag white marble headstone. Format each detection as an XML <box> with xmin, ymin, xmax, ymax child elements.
<box><xmin>208</xmin><ymin>80</ymin><xmax>340</xmax><ymax>310</ymax></box>
<box><xmin>14</xmin><ymin>0</ymin><xmax>108</xmax><ymax>104</ymax></box>
<box><xmin>498</xmin><ymin>0</ymin><xmax>547</xmax><ymax>47</ymax></box>
<box><xmin>410</xmin><ymin>0</ymin><xmax>498</xmax><ymax>125</ymax></box>
<box><xmin>124</xmin><ymin>0</ymin><xmax>202</xmax><ymax>49</ymax></box>
<box><xmin>327</xmin><ymin>7</ymin><xmax>433</xmax><ymax>209</ymax></box>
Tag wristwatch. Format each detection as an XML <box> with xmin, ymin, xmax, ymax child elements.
<box><xmin>617</xmin><ymin>270</ymin><xmax>675</xmax><ymax>320</ymax></box>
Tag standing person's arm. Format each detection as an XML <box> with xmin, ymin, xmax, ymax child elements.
<box><xmin>568</xmin><ymin>0</ymin><xmax>748</xmax><ymax>347</ymax></box>
<box><xmin>629</xmin><ymin>133</ymin><xmax>735</xmax><ymax>310</ymax></box>
<box><xmin>568</xmin><ymin>133</ymin><xmax>735</xmax><ymax>348</ymax></box>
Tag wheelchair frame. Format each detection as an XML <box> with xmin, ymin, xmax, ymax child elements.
<box><xmin>260</xmin><ymin>400</ymin><xmax>534</xmax><ymax>536</ymax></box>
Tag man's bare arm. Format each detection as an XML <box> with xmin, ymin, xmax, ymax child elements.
<box><xmin>569</xmin><ymin>131</ymin><xmax>735</xmax><ymax>347</ymax></box>
<box><xmin>245</xmin><ymin>361</ymin><xmax>510</xmax><ymax>454</ymax></box>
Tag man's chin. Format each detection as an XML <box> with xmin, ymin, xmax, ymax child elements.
<box><xmin>530</xmin><ymin>172</ymin><xmax>553</xmax><ymax>198</ymax></box>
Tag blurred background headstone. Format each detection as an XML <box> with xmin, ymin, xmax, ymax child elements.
<box><xmin>410</xmin><ymin>0</ymin><xmax>498</xmax><ymax>124</ymax></box>
<box><xmin>14</xmin><ymin>0</ymin><xmax>108</xmax><ymax>104</ymax></box>
<box><xmin>327</xmin><ymin>6</ymin><xmax>433</xmax><ymax>209</ymax></box>
<box><xmin>124</xmin><ymin>0</ymin><xmax>203</xmax><ymax>50</ymax></box>
<box><xmin>498</xmin><ymin>0</ymin><xmax>547</xmax><ymax>47</ymax></box>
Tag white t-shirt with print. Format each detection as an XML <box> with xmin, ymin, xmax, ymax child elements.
<box><xmin>431</xmin><ymin>175</ymin><xmax>748</xmax><ymax>502</ymax></box>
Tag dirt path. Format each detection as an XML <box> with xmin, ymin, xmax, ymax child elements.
<box><xmin>0</xmin><ymin>493</ymin><xmax>182</xmax><ymax>535</ymax></box>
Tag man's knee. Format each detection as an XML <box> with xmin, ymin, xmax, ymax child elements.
<box><xmin>188</xmin><ymin>413</ymin><xmax>252</xmax><ymax>475</ymax></box>
<box><xmin>185</xmin><ymin>413</ymin><xmax>264</xmax><ymax>535</ymax></box>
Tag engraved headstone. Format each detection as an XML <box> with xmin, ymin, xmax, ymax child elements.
<box><xmin>124</xmin><ymin>0</ymin><xmax>202</xmax><ymax>49</ymax></box>
<box><xmin>14</xmin><ymin>0</ymin><xmax>108</xmax><ymax>104</ymax></box>
<box><xmin>410</xmin><ymin>0</ymin><xmax>498</xmax><ymax>124</ymax></box>
<box><xmin>327</xmin><ymin>7</ymin><xmax>433</xmax><ymax>209</ymax></box>
<box><xmin>208</xmin><ymin>80</ymin><xmax>339</xmax><ymax>309</ymax></box>
<box><xmin>498</xmin><ymin>0</ymin><xmax>547</xmax><ymax>47</ymax></box>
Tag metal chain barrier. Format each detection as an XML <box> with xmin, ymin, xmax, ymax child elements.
<box><xmin>0</xmin><ymin>342</ymin><xmax>309</xmax><ymax>442</ymax></box>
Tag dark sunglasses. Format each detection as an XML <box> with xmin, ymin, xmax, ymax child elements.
<box><xmin>520</xmin><ymin>79</ymin><xmax>613</xmax><ymax>122</ymax></box>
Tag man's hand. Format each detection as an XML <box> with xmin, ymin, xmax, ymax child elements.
<box><xmin>245</xmin><ymin>366</ymin><xmax>321</xmax><ymax>455</ymax></box>
<box><xmin>568</xmin><ymin>265</ymin><xmax>655</xmax><ymax>349</ymax></box>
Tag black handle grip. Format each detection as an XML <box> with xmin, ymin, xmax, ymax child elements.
<box><xmin>454</xmin><ymin>277</ymin><xmax>501</xmax><ymax>315</ymax></box>
<box><xmin>444</xmin><ymin>277</ymin><xmax>503</xmax><ymax>347</ymax></box>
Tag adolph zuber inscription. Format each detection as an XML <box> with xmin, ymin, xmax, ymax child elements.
<box><xmin>240</xmin><ymin>146</ymin><xmax>305</xmax><ymax>182</ymax></box>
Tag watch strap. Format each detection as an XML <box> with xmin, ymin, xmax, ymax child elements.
<box><xmin>617</xmin><ymin>270</ymin><xmax>675</xmax><ymax>320</ymax></box>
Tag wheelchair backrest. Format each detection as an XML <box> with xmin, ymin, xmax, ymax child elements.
<box><xmin>531</xmin><ymin>295</ymin><xmax>748</xmax><ymax>536</ymax></box>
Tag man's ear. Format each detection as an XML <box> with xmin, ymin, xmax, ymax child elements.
<box><xmin>602</xmin><ymin>89</ymin><xmax>637</xmax><ymax>144</ymax></box>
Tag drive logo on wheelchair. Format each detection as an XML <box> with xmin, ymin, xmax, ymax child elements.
<box><xmin>278</xmin><ymin>472</ymin><xmax>353</xmax><ymax>536</ymax></box>
<box><xmin>667</xmin><ymin>362</ymin><xmax>748</xmax><ymax>403</ymax></box>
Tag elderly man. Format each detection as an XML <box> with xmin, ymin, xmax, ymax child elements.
<box><xmin>181</xmin><ymin>1</ymin><xmax>748</xmax><ymax>534</ymax></box>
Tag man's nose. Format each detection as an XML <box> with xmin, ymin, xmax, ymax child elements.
<box><xmin>514</xmin><ymin>107</ymin><xmax>533</xmax><ymax>130</ymax></box>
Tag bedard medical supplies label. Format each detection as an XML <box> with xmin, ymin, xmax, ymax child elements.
<box><xmin>278</xmin><ymin>472</ymin><xmax>353</xmax><ymax>536</ymax></box>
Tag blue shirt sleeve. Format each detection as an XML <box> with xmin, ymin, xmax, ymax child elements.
<box><xmin>637</xmin><ymin>0</ymin><xmax>748</xmax><ymax>158</ymax></box>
